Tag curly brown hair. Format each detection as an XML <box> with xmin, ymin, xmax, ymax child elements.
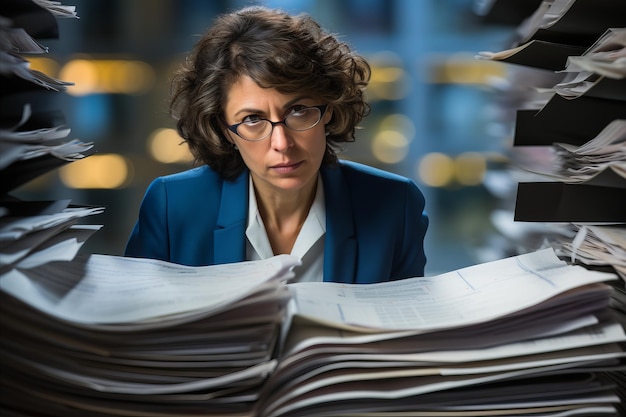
<box><xmin>169</xmin><ymin>6</ymin><xmax>371</xmax><ymax>180</ymax></box>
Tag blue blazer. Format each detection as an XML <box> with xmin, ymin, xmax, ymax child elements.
<box><xmin>125</xmin><ymin>160</ymin><xmax>428</xmax><ymax>284</ymax></box>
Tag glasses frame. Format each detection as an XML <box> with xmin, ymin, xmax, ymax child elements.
<box><xmin>226</xmin><ymin>104</ymin><xmax>328</xmax><ymax>142</ymax></box>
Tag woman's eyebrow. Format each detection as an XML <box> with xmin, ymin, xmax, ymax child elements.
<box><xmin>233</xmin><ymin>107</ymin><xmax>265</xmax><ymax>118</ymax></box>
<box><xmin>283</xmin><ymin>96</ymin><xmax>311</xmax><ymax>108</ymax></box>
<box><xmin>232</xmin><ymin>96</ymin><xmax>313</xmax><ymax>118</ymax></box>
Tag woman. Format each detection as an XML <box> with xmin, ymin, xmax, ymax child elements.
<box><xmin>125</xmin><ymin>6</ymin><xmax>428</xmax><ymax>283</ymax></box>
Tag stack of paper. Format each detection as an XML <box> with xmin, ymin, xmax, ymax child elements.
<box><xmin>518</xmin><ymin>119</ymin><xmax>626</xmax><ymax>187</ymax></box>
<box><xmin>532</xmin><ymin>28</ymin><xmax>626</xmax><ymax>101</ymax></box>
<box><xmin>556</xmin><ymin>224</ymin><xmax>626</xmax><ymax>281</ymax></box>
<box><xmin>1</xmin><ymin>0</ymin><xmax>99</xmax><ymax>275</ymax></box>
<box><xmin>32</xmin><ymin>0</ymin><xmax>79</xmax><ymax>19</ymax></box>
<box><xmin>476</xmin><ymin>0</ymin><xmax>626</xmax><ymax>71</ymax></box>
<box><xmin>553</xmin><ymin>224</ymin><xmax>626</xmax><ymax>334</ymax></box>
<box><xmin>1</xmin><ymin>3</ymin><xmax>102</xmax><ymax>281</ymax></box>
<box><xmin>0</xmin><ymin>199</ymin><xmax>103</xmax><ymax>272</ymax></box>
<box><xmin>1</xmin><ymin>249</ymin><xmax>623</xmax><ymax>416</ymax></box>
<box><xmin>1</xmin><ymin>1</ymin><xmax>94</xmax><ymax>193</ymax></box>
<box><xmin>259</xmin><ymin>249</ymin><xmax>626</xmax><ymax>417</ymax></box>
<box><xmin>0</xmin><ymin>253</ymin><xmax>300</xmax><ymax>416</ymax></box>
<box><xmin>0</xmin><ymin>104</ymin><xmax>95</xmax><ymax>195</ymax></box>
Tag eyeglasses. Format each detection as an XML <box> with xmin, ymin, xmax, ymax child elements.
<box><xmin>226</xmin><ymin>104</ymin><xmax>328</xmax><ymax>142</ymax></box>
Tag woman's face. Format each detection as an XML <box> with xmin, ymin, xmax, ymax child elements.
<box><xmin>223</xmin><ymin>75</ymin><xmax>331</xmax><ymax>196</ymax></box>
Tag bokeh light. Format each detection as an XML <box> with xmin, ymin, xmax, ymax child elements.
<box><xmin>147</xmin><ymin>128</ymin><xmax>194</xmax><ymax>164</ymax></box>
<box><xmin>60</xmin><ymin>153</ymin><xmax>132</xmax><ymax>189</ymax></box>
<box><xmin>417</xmin><ymin>152</ymin><xmax>455</xmax><ymax>187</ymax></box>
<box><xmin>455</xmin><ymin>152</ymin><xmax>486</xmax><ymax>185</ymax></box>
<box><xmin>59</xmin><ymin>58</ymin><xmax>156</xmax><ymax>96</ymax></box>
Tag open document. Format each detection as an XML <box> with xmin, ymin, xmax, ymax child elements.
<box><xmin>0</xmin><ymin>253</ymin><xmax>299</xmax><ymax>325</ymax></box>
<box><xmin>287</xmin><ymin>247</ymin><xmax>617</xmax><ymax>332</ymax></box>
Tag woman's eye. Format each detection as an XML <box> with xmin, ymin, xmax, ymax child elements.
<box><xmin>242</xmin><ymin>115</ymin><xmax>263</xmax><ymax>125</ymax></box>
<box><xmin>290</xmin><ymin>105</ymin><xmax>308</xmax><ymax>117</ymax></box>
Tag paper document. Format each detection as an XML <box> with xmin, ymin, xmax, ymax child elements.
<box><xmin>289</xmin><ymin>248</ymin><xmax>617</xmax><ymax>332</ymax></box>
<box><xmin>0</xmin><ymin>253</ymin><xmax>300</xmax><ymax>324</ymax></box>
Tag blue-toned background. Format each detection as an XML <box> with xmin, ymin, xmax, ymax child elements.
<box><xmin>18</xmin><ymin>0</ymin><xmax>523</xmax><ymax>275</ymax></box>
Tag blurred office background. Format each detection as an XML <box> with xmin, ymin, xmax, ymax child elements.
<box><xmin>15</xmin><ymin>0</ymin><xmax>521</xmax><ymax>275</ymax></box>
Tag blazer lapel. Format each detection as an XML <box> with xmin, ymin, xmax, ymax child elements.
<box><xmin>321</xmin><ymin>163</ymin><xmax>357</xmax><ymax>283</ymax></box>
<box><xmin>214</xmin><ymin>171</ymin><xmax>248</xmax><ymax>264</ymax></box>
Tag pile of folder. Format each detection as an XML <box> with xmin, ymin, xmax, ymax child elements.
<box><xmin>477</xmin><ymin>8</ymin><xmax>626</xmax><ymax>412</ymax></box>
<box><xmin>258</xmin><ymin>248</ymin><xmax>626</xmax><ymax>417</ymax></box>
<box><xmin>1</xmin><ymin>253</ymin><xmax>297</xmax><ymax>416</ymax></box>
<box><xmin>1</xmin><ymin>248</ymin><xmax>624</xmax><ymax>416</ymax></box>
<box><xmin>1</xmin><ymin>1</ymin><xmax>99</xmax><ymax>276</ymax></box>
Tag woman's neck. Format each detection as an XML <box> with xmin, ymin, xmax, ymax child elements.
<box><xmin>253</xmin><ymin>176</ymin><xmax>318</xmax><ymax>255</ymax></box>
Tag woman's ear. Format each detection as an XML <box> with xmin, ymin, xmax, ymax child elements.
<box><xmin>323</xmin><ymin>106</ymin><xmax>333</xmax><ymax>124</ymax></box>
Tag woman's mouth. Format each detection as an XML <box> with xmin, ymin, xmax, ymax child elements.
<box><xmin>271</xmin><ymin>161</ymin><xmax>303</xmax><ymax>174</ymax></box>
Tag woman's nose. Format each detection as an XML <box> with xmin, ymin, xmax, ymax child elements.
<box><xmin>269</xmin><ymin>124</ymin><xmax>293</xmax><ymax>152</ymax></box>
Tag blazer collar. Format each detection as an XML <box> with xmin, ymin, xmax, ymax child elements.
<box><xmin>321</xmin><ymin>163</ymin><xmax>357</xmax><ymax>283</ymax></box>
<box><xmin>213</xmin><ymin>164</ymin><xmax>359</xmax><ymax>283</ymax></box>
<box><xmin>214</xmin><ymin>170</ymin><xmax>248</xmax><ymax>264</ymax></box>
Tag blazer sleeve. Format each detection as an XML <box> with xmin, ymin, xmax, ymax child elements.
<box><xmin>394</xmin><ymin>179</ymin><xmax>428</xmax><ymax>279</ymax></box>
<box><xmin>124</xmin><ymin>177</ymin><xmax>170</xmax><ymax>262</ymax></box>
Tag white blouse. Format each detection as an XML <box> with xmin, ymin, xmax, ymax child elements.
<box><xmin>245</xmin><ymin>175</ymin><xmax>326</xmax><ymax>282</ymax></box>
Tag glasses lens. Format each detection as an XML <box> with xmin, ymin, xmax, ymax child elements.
<box><xmin>234</xmin><ymin>106</ymin><xmax>323</xmax><ymax>141</ymax></box>
<box><xmin>237</xmin><ymin>120</ymin><xmax>272</xmax><ymax>141</ymax></box>
<box><xmin>285</xmin><ymin>107</ymin><xmax>322</xmax><ymax>131</ymax></box>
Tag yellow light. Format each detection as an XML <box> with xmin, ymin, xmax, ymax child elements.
<box><xmin>454</xmin><ymin>152</ymin><xmax>486</xmax><ymax>185</ymax></box>
<box><xmin>98</xmin><ymin>60</ymin><xmax>117</xmax><ymax>93</ymax></box>
<box><xmin>148</xmin><ymin>128</ymin><xmax>194</xmax><ymax>164</ymax></box>
<box><xmin>60</xmin><ymin>154</ymin><xmax>132</xmax><ymax>189</ymax></box>
<box><xmin>369</xmin><ymin>67</ymin><xmax>410</xmax><ymax>101</ymax></box>
<box><xmin>417</xmin><ymin>152</ymin><xmax>455</xmax><ymax>187</ymax></box>
<box><xmin>59</xmin><ymin>59</ymin><xmax>99</xmax><ymax>96</ymax></box>
<box><xmin>379</xmin><ymin>114</ymin><xmax>416</xmax><ymax>140</ymax></box>
<box><xmin>372</xmin><ymin>130</ymin><xmax>409</xmax><ymax>164</ymax></box>
<box><xmin>122</xmin><ymin>60</ymin><xmax>156</xmax><ymax>94</ymax></box>
<box><xmin>28</xmin><ymin>57</ymin><xmax>60</xmax><ymax>77</ymax></box>
<box><xmin>371</xmin><ymin>67</ymin><xmax>404</xmax><ymax>83</ymax></box>
<box><xmin>428</xmin><ymin>53</ymin><xmax>507</xmax><ymax>84</ymax></box>
<box><xmin>59</xmin><ymin>58</ymin><xmax>156</xmax><ymax>96</ymax></box>
<box><xmin>368</xmin><ymin>52</ymin><xmax>410</xmax><ymax>101</ymax></box>
<box><xmin>102</xmin><ymin>60</ymin><xmax>155</xmax><ymax>94</ymax></box>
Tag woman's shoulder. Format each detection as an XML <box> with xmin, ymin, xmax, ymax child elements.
<box><xmin>325</xmin><ymin>161</ymin><xmax>426</xmax><ymax>227</ymax></box>
<box><xmin>328</xmin><ymin>160</ymin><xmax>425</xmax><ymax>206</ymax></box>
<box><xmin>146</xmin><ymin>165</ymin><xmax>243</xmax><ymax>200</ymax></box>
<box><xmin>154</xmin><ymin>165</ymin><xmax>220</xmax><ymax>184</ymax></box>
<box><xmin>335</xmin><ymin>160</ymin><xmax>413</xmax><ymax>184</ymax></box>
